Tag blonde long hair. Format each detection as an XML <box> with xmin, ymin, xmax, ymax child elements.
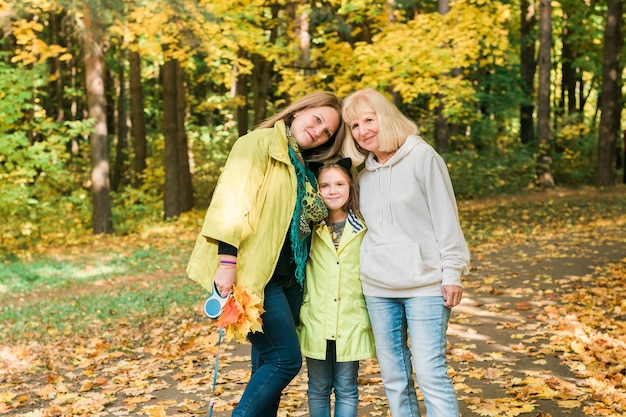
<box><xmin>258</xmin><ymin>92</ymin><xmax>346</xmax><ymax>162</ymax></box>
<box><xmin>341</xmin><ymin>88</ymin><xmax>418</xmax><ymax>165</ymax></box>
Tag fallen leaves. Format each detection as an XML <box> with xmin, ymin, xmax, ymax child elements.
<box><xmin>215</xmin><ymin>286</ymin><xmax>265</xmax><ymax>342</ymax></box>
<box><xmin>2</xmin><ymin>187</ymin><xmax>626</xmax><ymax>416</ymax></box>
<box><xmin>449</xmin><ymin>192</ymin><xmax>626</xmax><ymax>416</ymax></box>
<box><xmin>462</xmin><ymin>396</ymin><xmax>536</xmax><ymax>416</ymax></box>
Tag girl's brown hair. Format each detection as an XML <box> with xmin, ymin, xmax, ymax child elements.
<box><xmin>314</xmin><ymin>157</ymin><xmax>360</xmax><ymax>215</ymax></box>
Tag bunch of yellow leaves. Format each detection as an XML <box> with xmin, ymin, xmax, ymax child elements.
<box><xmin>215</xmin><ymin>286</ymin><xmax>265</xmax><ymax>342</ymax></box>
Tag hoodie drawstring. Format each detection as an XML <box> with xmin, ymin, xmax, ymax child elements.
<box><xmin>375</xmin><ymin>167</ymin><xmax>394</xmax><ymax>226</ymax></box>
<box><xmin>387</xmin><ymin>166</ymin><xmax>393</xmax><ymax>225</ymax></box>
<box><xmin>376</xmin><ymin>168</ymin><xmax>383</xmax><ymax>226</ymax></box>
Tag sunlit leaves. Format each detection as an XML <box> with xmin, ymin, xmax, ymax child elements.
<box><xmin>0</xmin><ymin>61</ymin><xmax>96</xmax><ymax>246</ymax></box>
<box><xmin>215</xmin><ymin>285</ymin><xmax>264</xmax><ymax>342</ymax></box>
<box><xmin>1</xmin><ymin>187</ymin><xmax>625</xmax><ymax>416</ymax></box>
<box><xmin>6</xmin><ymin>2</ymin><xmax>68</xmax><ymax>65</ymax></box>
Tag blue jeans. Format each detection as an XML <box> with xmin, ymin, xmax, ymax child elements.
<box><xmin>364</xmin><ymin>296</ymin><xmax>458</xmax><ymax>417</ymax></box>
<box><xmin>306</xmin><ymin>340</ymin><xmax>359</xmax><ymax>417</ymax></box>
<box><xmin>232</xmin><ymin>274</ymin><xmax>303</xmax><ymax>417</ymax></box>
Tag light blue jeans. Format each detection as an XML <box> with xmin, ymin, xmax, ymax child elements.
<box><xmin>364</xmin><ymin>295</ymin><xmax>458</xmax><ymax>417</ymax></box>
<box><xmin>305</xmin><ymin>340</ymin><xmax>359</xmax><ymax>417</ymax></box>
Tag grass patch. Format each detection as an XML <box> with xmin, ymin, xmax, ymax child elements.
<box><xmin>1</xmin><ymin>185</ymin><xmax>624</xmax><ymax>346</ymax></box>
<box><xmin>0</xmin><ymin>246</ymin><xmax>185</xmax><ymax>295</ymax></box>
<box><xmin>0</xmin><ymin>276</ymin><xmax>205</xmax><ymax>344</ymax></box>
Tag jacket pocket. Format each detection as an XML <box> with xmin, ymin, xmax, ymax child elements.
<box><xmin>361</xmin><ymin>242</ymin><xmax>439</xmax><ymax>289</ymax></box>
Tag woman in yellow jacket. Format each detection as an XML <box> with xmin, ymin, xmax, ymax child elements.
<box><xmin>297</xmin><ymin>158</ymin><xmax>375</xmax><ymax>417</ymax></box>
<box><xmin>187</xmin><ymin>92</ymin><xmax>345</xmax><ymax>417</ymax></box>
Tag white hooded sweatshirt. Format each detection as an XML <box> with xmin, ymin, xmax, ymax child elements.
<box><xmin>358</xmin><ymin>135</ymin><xmax>470</xmax><ymax>298</ymax></box>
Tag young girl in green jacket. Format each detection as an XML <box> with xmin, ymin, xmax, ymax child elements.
<box><xmin>297</xmin><ymin>158</ymin><xmax>375</xmax><ymax>417</ymax></box>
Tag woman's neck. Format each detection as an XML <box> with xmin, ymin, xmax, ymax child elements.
<box><xmin>374</xmin><ymin>150</ymin><xmax>396</xmax><ymax>164</ymax></box>
<box><xmin>327</xmin><ymin>209</ymin><xmax>348</xmax><ymax>224</ymax></box>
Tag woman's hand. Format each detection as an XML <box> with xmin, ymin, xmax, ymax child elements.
<box><xmin>442</xmin><ymin>285</ymin><xmax>463</xmax><ymax>308</ymax></box>
<box><xmin>214</xmin><ymin>255</ymin><xmax>237</xmax><ymax>296</ymax></box>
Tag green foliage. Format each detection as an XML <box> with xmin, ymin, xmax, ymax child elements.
<box><xmin>447</xmin><ymin>142</ymin><xmax>537</xmax><ymax>200</ymax></box>
<box><xmin>0</xmin><ymin>0</ymin><xmax>621</xmax><ymax>249</ymax></box>
<box><xmin>188</xmin><ymin>119</ymin><xmax>239</xmax><ymax>209</ymax></box>
<box><xmin>0</xmin><ymin>61</ymin><xmax>95</xmax><ymax>249</ymax></box>
<box><xmin>551</xmin><ymin>116</ymin><xmax>597</xmax><ymax>186</ymax></box>
<box><xmin>111</xmin><ymin>186</ymin><xmax>163</xmax><ymax>235</ymax></box>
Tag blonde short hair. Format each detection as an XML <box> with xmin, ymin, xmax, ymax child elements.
<box><xmin>341</xmin><ymin>89</ymin><xmax>418</xmax><ymax>165</ymax></box>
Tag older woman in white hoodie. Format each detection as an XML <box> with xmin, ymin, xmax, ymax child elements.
<box><xmin>341</xmin><ymin>88</ymin><xmax>470</xmax><ymax>417</ymax></box>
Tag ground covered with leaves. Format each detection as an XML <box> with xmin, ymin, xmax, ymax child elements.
<box><xmin>1</xmin><ymin>186</ymin><xmax>625</xmax><ymax>417</ymax></box>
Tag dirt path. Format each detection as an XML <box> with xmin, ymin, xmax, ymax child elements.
<box><xmin>163</xmin><ymin>220</ymin><xmax>626</xmax><ymax>417</ymax></box>
<box><xmin>449</xmin><ymin>228</ymin><xmax>626</xmax><ymax>417</ymax></box>
<box><xmin>3</xmin><ymin>188</ymin><xmax>625</xmax><ymax>417</ymax></box>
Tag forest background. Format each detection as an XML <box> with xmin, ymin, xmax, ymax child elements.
<box><xmin>0</xmin><ymin>0</ymin><xmax>624</xmax><ymax>245</ymax></box>
<box><xmin>1</xmin><ymin>1</ymin><xmax>626</xmax><ymax>416</ymax></box>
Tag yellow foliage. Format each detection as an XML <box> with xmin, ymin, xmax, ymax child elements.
<box><xmin>10</xmin><ymin>18</ymin><xmax>69</xmax><ymax>65</ymax></box>
<box><xmin>324</xmin><ymin>0</ymin><xmax>511</xmax><ymax>119</ymax></box>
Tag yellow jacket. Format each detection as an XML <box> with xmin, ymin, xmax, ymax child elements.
<box><xmin>298</xmin><ymin>212</ymin><xmax>376</xmax><ymax>361</ymax></box>
<box><xmin>187</xmin><ymin>120</ymin><xmax>296</xmax><ymax>299</ymax></box>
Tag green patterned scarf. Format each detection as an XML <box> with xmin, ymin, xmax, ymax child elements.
<box><xmin>286</xmin><ymin>126</ymin><xmax>328</xmax><ymax>285</ymax></box>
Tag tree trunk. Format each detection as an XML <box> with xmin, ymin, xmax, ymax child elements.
<box><xmin>387</xmin><ymin>0</ymin><xmax>397</xmax><ymax>23</ymax></box>
<box><xmin>520</xmin><ymin>0</ymin><xmax>537</xmax><ymax>145</ymax></box>
<box><xmin>435</xmin><ymin>100</ymin><xmax>450</xmax><ymax>153</ymax></box>
<box><xmin>236</xmin><ymin>62</ymin><xmax>249</xmax><ymax>137</ymax></box>
<box><xmin>536</xmin><ymin>0</ymin><xmax>554</xmax><ymax>188</ymax></box>
<box><xmin>81</xmin><ymin>12</ymin><xmax>113</xmax><ymax>234</ymax></box>
<box><xmin>112</xmin><ymin>48</ymin><xmax>128</xmax><ymax>192</ymax></box>
<box><xmin>176</xmin><ymin>61</ymin><xmax>193</xmax><ymax>212</ymax></box>
<box><xmin>622</xmin><ymin>129</ymin><xmax>626</xmax><ymax>184</ymax></box>
<box><xmin>252</xmin><ymin>55</ymin><xmax>270</xmax><ymax>126</ymax></box>
<box><xmin>252</xmin><ymin>4</ymin><xmax>280</xmax><ymax>126</ymax></box>
<box><xmin>434</xmin><ymin>0</ymin><xmax>450</xmax><ymax>153</ymax></box>
<box><xmin>163</xmin><ymin>54</ymin><xmax>180</xmax><ymax>219</ymax></box>
<box><xmin>49</xmin><ymin>11</ymin><xmax>65</xmax><ymax>122</ymax></box>
<box><xmin>297</xmin><ymin>10</ymin><xmax>312</xmax><ymax>76</ymax></box>
<box><xmin>561</xmin><ymin>8</ymin><xmax>578</xmax><ymax>115</ymax></box>
<box><xmin>596</xmin><ymin>0</ymin><xmax>623</xmax><ymax>187</ymax></box>
<box><xmin>129</xmin><ymin>50</ymin><xmax>147</xmax><ymax>186</ymax></box>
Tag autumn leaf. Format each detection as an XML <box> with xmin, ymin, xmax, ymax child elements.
<box><xmin>215</xmin><ymin>285</ymin><xmax>264</xmax><ymax>342</ymax></box>
<box><xmin>2</xmin><ymin>187</ymin><xmax>625</xmax><ymax>417</ymax></box>
<box><xmin>215</xmin><ymin>296</ymin><xmax>239</xmax><ymax>327</ymax></box>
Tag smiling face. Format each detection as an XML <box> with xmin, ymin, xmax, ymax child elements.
<box><xmin>290</xmin><ymin>106</ymin><xmax>340</xmax><ymax>150</ymax></box>
<box><xmin>318</xmin><ymin>166</ymin><xmax>350</xmax><ymax>216</ymax></box>
<box><xmin>349</xmin><ymin>113</ymin><xmax>379</xmax><ymax>153</ymax></box>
